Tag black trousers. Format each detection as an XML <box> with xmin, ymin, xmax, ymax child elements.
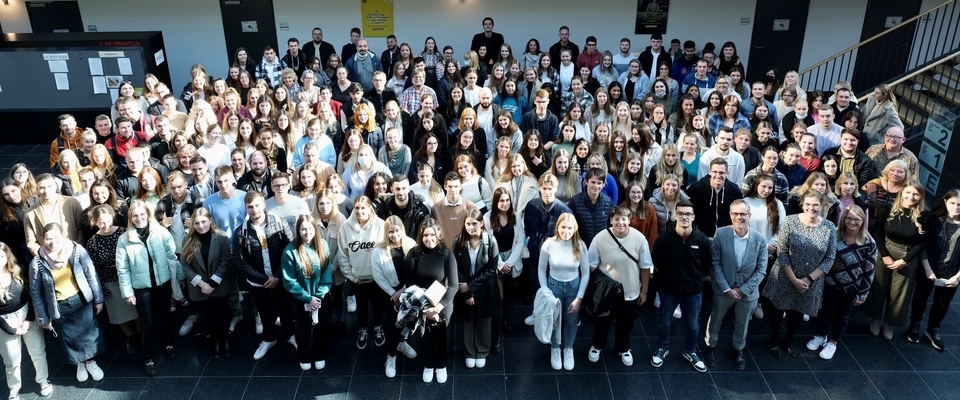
<box><xmin>352</xmin><ymin>281</ymin><xmax>387</xmax><ymax>330</ymax></box>
<box><xmin>764</xmin><ymin>300</ymin><xmax>804</xmax><ymax>348</ymax></box>
<box><xmin>816</xmin><ymin>285</ymin><xmax>857</xmax><ymax>342</ymax></box>
<box><xmin>592</xmin><ymin>298</ymin><xmax>638</xmax><ymax>353</ymax></box>
<box><xmin>911</xmin><ymin>276</ymin><xmax>959</xmax><ymax>329</ymax></box>
<box><xmin>250</xmin><ymin>286</ymin><xmax>295</xmax><ymax>343</ymax></box>
<box><xmin>292</xmin><ymin>294</ymin><xmax>332</xmax><ymax>363</ymax></box>
<box><xmin>134</xmin><ymin>284</ymin><xmax>174</xmax><ymax>362</ymax></box>
<box><xmin>196</xmin><ymin>295</ymin><xmax>231</xmax><ymax>342</ymax></box>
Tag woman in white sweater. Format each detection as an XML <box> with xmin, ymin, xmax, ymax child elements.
<box><xmin>337</xmin><ymin>197</ymin><xmax>386</xmax><ymax>350</ymax></box>
<box><xmin>538</xmin><ymin>213</ymin><xmax>590</xmax><ymax>371</ymax></box>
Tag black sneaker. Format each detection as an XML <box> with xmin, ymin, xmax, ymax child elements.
<box><xmin>164</xmin><ymin>345</ymin><xmax>177</xmax><ymax>360</ymax></box>
<box><xmin>907</xmin><ymin>322</ymin><xmax>922</xmax><ymax>343</ymax></box>
<box><xmin>144</xmin><ymin>360</ymin><xmax>157</xmax><ymax>377</ymax></box>
<box><xmin>702</xmin><ymin>346</ymin><xmax>716</xmax><ymax>367</ymax></box>
<box><xmin>926</xmin><ymin>328</ymin><xmax>946</xmax><ymax>351</ymax></box>
<box><xmin>357</xmin><ymin>328</ymin><xmax>369</xmax><ymax>350</ymax></box>
<box><xmin>683</xmin><ymin>351</ymin><xmax>707</xmax><ymax>373</ymax></box>
<box><xmin>374</xmin><ymin>325</ymin><xmax>386</xmax><ymax>347</ymax></box>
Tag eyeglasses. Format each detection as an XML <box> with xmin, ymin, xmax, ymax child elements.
<box><xmin>271</xmin><ymin>183</ymin><xmax>289</xmax><ymax>189</ymax></box>
<box><xmin>730</xmin><ymin>212</ymin><xmax>750</xmax><ymax>217</ymax></box>
<box><xmin>844</xmin><ymin>217</ymin><xmax>863</xmax><ymax>223</ymax></box>
<box><xmin>676</xmin><ymin>212</ymin><xmax>694</xmax><ymax>218</ymax></box>
<box><xmin>884</xmin><ymin>134</ymin><xmax>904</xmax><ymax>140</ymax></box>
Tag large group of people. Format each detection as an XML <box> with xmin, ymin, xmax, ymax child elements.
<box><xmin>0</xmin><ymin>16</ymin><xmax>951</xmax><ymax>398</ymax></box>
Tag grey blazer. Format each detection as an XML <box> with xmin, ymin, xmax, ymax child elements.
<box><xmin>711</xmin><ymin>226</ymin><xmax>768</xmax><ymax>301</ymax></box>
<box><xmin>181</xmin><ymin>233</ymin><xmax>235</xmax><ymax>301</ymax></box>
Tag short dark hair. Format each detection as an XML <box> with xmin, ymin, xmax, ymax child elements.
<box><xmin>584</xmin><ymin>167</ymin><xmax>606</xmax><ymax>182</ymax></box>
<box><xmin>443</xmin><ymin>171</ymin><xmax>461</xmax><ymax>186</ymax></box>
<box><xmin>483</xmin><ymin>17</ymin><xmax>494</xmax><ymax>25</ymax></box>
<box><xmin>677</xmin><ymin>200</ymin><xmax>694</xmax><ymax>210</ymax></box>
<box><xmin>263</xmin><ymin>45</ymin><xmax>275</xmax><ymax>53</ymax></box>
<box><xmin>189</xmin><ymin>156</ymin><xmax>207</xmax><ymax>165</ymax></box>
<box><xmin>709</xmin><ymin>157</ymin><xmax>729</xmax><ymax>170</ymax></box>
<box><xmin>57</xmin><ymin>114</ymin><xmax>74</xmax><ymax>123</ymax></box>
<box><xmin>842</xmin><ymin>128</ymin><xmax>861</xmax><ymax>140</ymax></box>
<box><xmin>586</xmin><ymin>36</ymin><xmax>597</xmax><ymax>44</ymax></box>
<box><xmin>271</xmin><ymin>172</ymin><xmax>290</xmax><ymax>183</ymax></box>
<box><xmin>683</xmin><ymin>40</ymin><xmax>696</xmax><ymax>50</ymax></box>
<box><xmin>651</xmin><ymin>33</ymin><xmax>663</xmax><ymax>41</ymax></box>
<box><xmin>35</xmin><ymin>173</ymin><xmax>55</xmax><ymax>185</ymax></box>
<box><xmin>350</xmin><ymin>27</ymin><xmax>361</xmax><ymax>35</ymax></box>
<box><xmin>287</xmin><ymin>37</ymin><xmax>299</xmax><ymax>45</ymax></box>
<box><xmin>114</xmin><ymin>116</ymin><xmax>130</xmax><ymax>126</ymax></box>
<box><xmin>389</xmin><ymin>173</ymin><xmax>410</xmax><ymax>189</ymax></box>
<box><xmin>387</xmin><ymin>34</ymin><xmax>396</xmax><ymax>40</ymax></box>
<box><xmin>559</xmin><ymin>26</ymin><xmax>570</xmax><ymax>32</ymax></box>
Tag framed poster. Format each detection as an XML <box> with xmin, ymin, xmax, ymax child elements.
<box><xmin>636</xmin><ymin>0</ymin><xmax>669</xmax><ymax>34</ymax></box>
<box><xmin>361</xmin><ymin>0</ymin><xmax>394</xmax><ymax>37</ymax></box>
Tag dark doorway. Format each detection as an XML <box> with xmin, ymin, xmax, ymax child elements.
<box><xmin>220</xmin><ymin>0</ymin><xmax>279</xmax><ymax>66</ymax></box>
<box><xmin>747</xmin><ymin>0</ymin><xmax>811</xmax><ymax>84</ymax></box>
<box><xmin>26</xmin><ymin>1</ymin><xmax>83</xmax><ymax>33</ymax></box>
<box><xmin>851</xmin><ymin>0</ymin><xmax>921</xmax><ymax>94</ymax></box>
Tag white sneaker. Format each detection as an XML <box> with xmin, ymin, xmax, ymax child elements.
<box><xmin>314</xmin><ymin>360</ymin><xmax>325</xmax><ymax>370</ymax></box>
<box><xmin>819</xmin><ymin>342</ymin><xmax>837</xmax><ymax>360</ymax></box>
<box><xmin>550</xmin><ymin>348</ymin><xmax>562</xmax><ymax>370</ymax></box>
<box><xmin>465</xmin><ymin>357</ymin><xmax>476</xmax><ymax>368</ymax></box>
<box><xmin>85</xmin><ymin>361</ymin><xmax>104</xmax><ymax>381</ymax></box>
<box><xmin>253</xmin><ymin>340</ymin><xmax>276</xmax><ymax>360</ymax></box>
<box><xmin>422</xmin><ymin>368</ymin><xmax>434</xmax><ymax>383</ymax></box>
<box><xmin>179</xmin><ymin>314</ymin><xmax>199</xmax><ymax>336</ymax></box>
<box><xmin>620</xmin><ymin>350</ymin><xmax>634</xmax><ymax>366</ymax></box>
<box><xmin>8</xmin><ymin>388</ymin><xmax>18</xmax><ymax>400</ymax></box>
<box><xmin>255</xmin><ymin>314</ymin><xmax>263</xmax><ymax>335</ymax></box>
<box><xmin>385</xmin><ymin>355</ymin><xmax>397</xmax><ymax>378</ymax></box>
<box><xmin>287</xmin><ymin>336</ymin><xmax>298</xmax><ymax>349</ymax></box>
<box><xmin>346</xmin><ymin>295</ymin><xmax>357</xmax><ymax>312</ymax></box>
<box><xmin>806</xmin><ymin>335</ymin><xmax>828</xmax><ymax>351</ymax></box>
<box><xmin>673</xmin><ymin>306</ymin><xmax>682</xmax><ymax>319</ymax></box>
<box><xmin>397</xmin><ymin>341</ymin><xmax>418</xmax><ymax>359</ymax></box>
<box><xmin>76</xmin><ymin>363</ymin><xmax>89</xmax><ymax>383</ymax></box>
<box><xmin>435</xmin><ymin>367</ymin><xmax>447</xmax><ymax>383</ymax></box>
<box><xmin>274</xmin><ymin>317</ymin><xmax>281</xmax><ymax>326</ymax></box>
<box><xmin>753</xmin><ymin>306</ymin><xmax>764</xmax><ymax>319</ymax></box>
<box><xmin>524</xmin><ymin>315</ymin><xmax>536</xmax><ymax>326</ymax></box>
<box><xmin>803</xmin><ymin>314</ymin><xmax>810</xmax><ymax>322</ymax></box>
<box><xmin>229</xmin><ymin>315</ymin><xmax>242</xmax><ymax>333</ymax></box>
<box><xmin>563</xmin><ymin>348</ymin><xmax>575</xmax><ymax>370</ymax></box>
<box><xmin>475</xmin><ymin>358</ymin><xmax>486</xmax><ymax>368</ymax></box>
<box><xmin>299</xmin><ymin>362</ymin><xmax>311</xmax><ymax>371</ymax></box>
<box><xmin>654</xmin><ymin>293</ymin><xmax>661</xmax><ymax>308</ymax></box>
<box><xmin>39</xmin><ymin>380</ymin><xmax>52</xmax><ymax>397</ymax></box>
<box><xmin>588</xmin><ymin>346</ymin><xmax>601</xmax><ymax>362</ymax></box>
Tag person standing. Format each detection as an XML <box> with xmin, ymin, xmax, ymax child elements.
<box><xmin>24</xmin><ymin>174</ymin><xmax>84</xmax><ymax>257</ymax></box>
<box><xmin>538</xmin><ymin>213</ymin><xmax>590</xmax><ymax>371</ymax></box>
<box><xmin>180</xmin><ymin>208</ymin><xmax>234</xmax><ymax>359</ymax></box>
<box><xmin>234</xmin><ymin>191</ymin><xmax>296</xmax><ymax>360</ymax></box>
<box><xmin>650</xmin><ymin>200</ymin><xmax>712</xmax><ymax>372</ymax></box>
<box><xmin>806</xmin><ymin>205</ymin><xmax>876</xmax><ymax>359</ymax></box>
<box><xmin>703</xmin><ymin>200</ymin><xmax>768</xmax><ymax>370</ymax></box>
<box><xmin>453</xmin><ymin>209</ymin><xmax>500</xmax><ymax>369</ymax></box>
<box><xmin>0</xmin><ymin>243</ymin><xmax>52</xmax><ymax>398</ymax></box>
<box><xmin>116</xmin><ymin>200</ymin><xmax>183</xmax><ymax>377</ymax></box>
<box><xmin>282</xmin><ymin>215</ymin><xmax>334</xmax><ymax>370</ymax></box>
<box><xmin>587</xmin><ymin>206</ymin><xmax>652</xmax><ymax>367</ymax></box>
<box><xmin>762</xmin><ymin>191</ymin><xmax>837</xmax><ymax>358</ymax></box>
<box><xmin>907</xmin><ymin>189</ymin><xmax>957</xmax><ymax>349</ymax></box>
<box><xmin>470</xmin><ymin>17</ymin><xmax>505</xmax><ymax>67</ymax></box>
<box><xmin>338</xmin><ymin>197</ymin><xmax>387</xmax><ymax>351</ymax></box>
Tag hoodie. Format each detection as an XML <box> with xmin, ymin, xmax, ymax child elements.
<box><xmin>337</xmin><ymin>213</ymin><xmax>385</xmax><ymax>282</ymax></box>
<box><xmin>686</xmin><ymin>176</ymin><xmax>743</xmax><ymax>237</ymax></box>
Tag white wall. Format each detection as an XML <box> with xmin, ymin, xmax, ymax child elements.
<box><xmin>798</xmin><ymin>0</ymin><xmax>869</xmax><ymax>72</ymax></box>
<box><xmin>0</xmin><ymin>0</ymin><xmax>33</xmax><ymax>34</ymax></box>
<box><xmin>2</xmin><ymin>0</ymin><xmax>889</xmax><ymax>97</ymax></box>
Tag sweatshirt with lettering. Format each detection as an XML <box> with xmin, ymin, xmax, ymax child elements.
<box><xmin>337</xmin><ymin>213</ymin><xmax>385</xmax><ymax>283</ymax></box>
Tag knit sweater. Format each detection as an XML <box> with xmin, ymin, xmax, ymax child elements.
<box><xmin>538</xmin><ymin>238</ymin><xmax>590</xmax><ymax>298</ymax></box>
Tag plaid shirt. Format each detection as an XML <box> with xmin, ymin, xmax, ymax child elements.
<box><xmin>399</xmin><ymin>85</ymin><xmax>438</xmax><ymax>115</ymax></box>
<box><xmin>865</xmin><ymin>144</ymin><xmax>919</xmax><ymax>178</ymax></box>
<box><xmin>256</xmin><ymin>58</ymin><xmax>287</xmax><ymax>88</ymax></box>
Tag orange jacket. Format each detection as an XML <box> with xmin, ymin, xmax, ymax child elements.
<box><xmin>49</xmin><ymin>128</ymin><xmax>84</xmax><ymax>167</ymax></box>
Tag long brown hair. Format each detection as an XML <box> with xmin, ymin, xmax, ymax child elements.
<box><xmin>293</xmin><ymin>215</ymin><xmax>329</xmax><ymax>278</ymax></box>
<box><xmin>746</xmin><ymin>173</ymin><xmax>780</xmax><ymax>233</ymax></box>
<box><xmin>0</xmin><ymin>242</ymin><xmax>23</xmax><ymax>302</ymax></box>
<box><xmin>490</xmin><ymin>187</ymin><xmax>516</xmax><ymax>232</ymax></box>
<box><xmin>181</xmin><ymin>208</ymin><xmax>221</xmax><ymax>263</ymax></box>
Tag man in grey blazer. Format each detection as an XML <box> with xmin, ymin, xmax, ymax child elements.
<box><xmin>703</xmin><ymin>199</ymin><xmax>768</xmax><ymax>370</ymax></box>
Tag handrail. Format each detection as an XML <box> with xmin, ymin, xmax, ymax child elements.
<box><xmin>887</xmin><ymin>48</ymin><xmax>960</xmax><ymax>87</ymax></box>
<box><xmin>799</xmin><ymin>0</ymin><xmax>955</xmax><ymax>75</ymax></box>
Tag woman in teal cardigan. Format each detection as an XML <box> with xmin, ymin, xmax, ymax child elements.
<box><xmin>282</xmin><ymin>214</ymin><xmax>333</xmax><ymax>371</ymax></box>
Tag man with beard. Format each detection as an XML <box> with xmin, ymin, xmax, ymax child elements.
<box><xmin>264</xmin><ymin>172</ymin><xmax>309</xmax><ymax>232</ymax></box>
<box><xmin>238</xmin><ymin>151</ymin><xmax>279</xmax><ymax>199</ymax></box>
<box><xmin>377</xmin><ymin>174</ymin><xmax>429</xmax><ymax>235</ymax></box>
<box><xmin>24</xmin><ymin>173</ymin><xmax>84</xmax><ymax>256</ymax></box>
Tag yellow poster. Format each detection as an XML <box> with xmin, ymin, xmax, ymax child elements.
<box><xmin>361</xmin><ymin>0</ymin><xmax>394</xmax><ymax>37</ymax></box>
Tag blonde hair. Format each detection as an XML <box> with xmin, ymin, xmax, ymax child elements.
<box><xmin>181</xmin><ymin>208</ymin><xmax>221</xmax><ymax>263</ymax></box>
<box><xmin>837</xmin><ymin>205</ymin><xmax>870</xmax><ymax>245</ymax></box>
<box><xmin>889</xmin><ymin>181</ymin><xmax>926</xmax><ymax>231</ymax></box>
<box><xmin>553</xmin><ymin>213</ymin><xmax>583</xmax><ymax>261</ymax></box>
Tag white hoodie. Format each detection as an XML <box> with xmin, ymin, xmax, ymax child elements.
<box><xmin>337</xmin><ymin>213</ymin><xmax>385</xmax><ymax>283</ymax></box>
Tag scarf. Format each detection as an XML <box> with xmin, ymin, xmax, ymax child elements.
<box><xmin>385</xmin><ymin>146</ymin><xmax>407</xmax><ymax>174</ymax></box>
<box><xmin>39</xmin><ymin>239</ymin><xmax>72</xmax><ymax>270</ymax></box>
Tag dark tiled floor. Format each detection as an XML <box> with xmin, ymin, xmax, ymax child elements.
<box><xmin>3</xmin><ymin>144</ymin><xmax>960</xmax><ymax>399</ymax></box>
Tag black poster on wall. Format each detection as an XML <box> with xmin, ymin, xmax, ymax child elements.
<box><xmin>635</xmin><ymin>0</ymin><xmax>669</xmax><ymax>34</ymax></box>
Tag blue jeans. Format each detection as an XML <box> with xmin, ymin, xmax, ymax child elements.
<box><xmin>547</xmin><ymin>275</ymin><xmax>581</xmax><ymax>349</ymax></box>
<box><xmin>657</xmin><ymin>290</ymin><xmax>702</xmax><ymax>354</ymax></box>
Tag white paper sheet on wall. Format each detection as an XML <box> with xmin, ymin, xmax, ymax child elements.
<box><xmin>48</xmin><ymin>60</ymin><xmax>68</xmax><ymax>73</ymax></box>
<box><xmin>117</xmin><ymin>58</ymin><xmax>133</xmax><ymax>75</ymax></box>
<box><xmin>88</xmin><ymin>58</ymin><xmax>103</xmax><ymax>75</ymax></box>
<box><xmin>92</xmin><ymin>77</ymin><xmax>107</xmax><ymax>94</ymax></box>
<box><xmin>109</xmin><ymin>89</ymin><xmax>119</xmax><ymax>103</ymax></box>
<box><xmin>54</xmin><ymin>73</ymin><xmax>70</xmax><ymax>90</ymax></box>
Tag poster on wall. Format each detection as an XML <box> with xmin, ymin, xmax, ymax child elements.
<box><xmin>361</xmin><ymin>0</ymin><xmax>394</xmax><ymax>37</ymax></box>
<box><xmin>635</xmin><ymin>0</ymin><xmax>669</xmax><ymax>34</ymax></box>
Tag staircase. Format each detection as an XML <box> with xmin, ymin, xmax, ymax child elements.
<box><xmin>890</xmin><ymin>52</ymin><xmax>960</xmax><ymax>130</ymax></box>
<box><xmin>798</xmin><ymin>0</ymin><xmax>960</xmax><ymax>134</ymax></box>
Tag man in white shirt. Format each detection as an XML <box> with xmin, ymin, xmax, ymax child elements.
<box><xmin>807</xmin><ymin>106</ymin><xmax>842</xmax><ymax>155</ymax></box>
<box><xmin>699</xmin><ymin>127</ymin><xmax>746</xmax><ymax>185</ymax></box>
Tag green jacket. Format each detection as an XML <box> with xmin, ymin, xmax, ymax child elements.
<box><xmin>281</xmin><ymin>241</ymin><xmax>333</xmax><ymax>304</ymax></box>
<box><xmin>116</xmin><ymin>222</ymin><xmax>183</xmax><ymax>299</ymax></box>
